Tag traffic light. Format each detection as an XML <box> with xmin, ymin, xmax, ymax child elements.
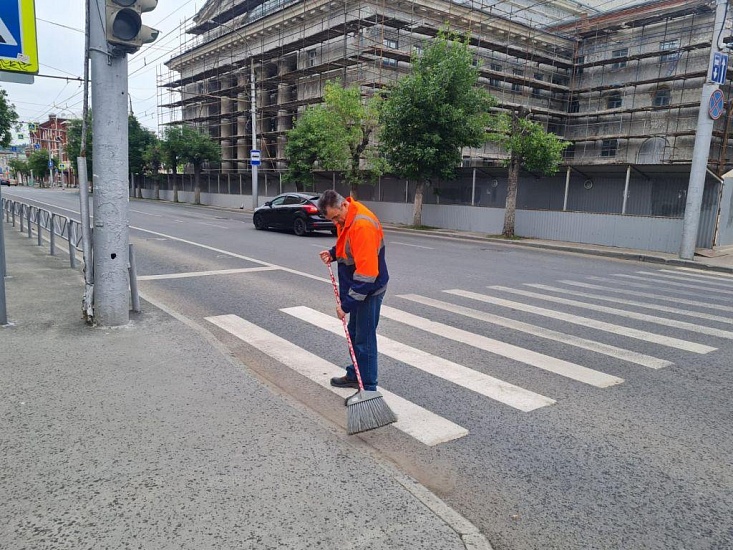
<box><xmin>106</xmin><ymin>0</ymin><xmax>160</xmax><ymax>55</ymax></box>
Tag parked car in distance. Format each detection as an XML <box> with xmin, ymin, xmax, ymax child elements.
<box><xmin>253</xmin><ymin>192</ymin><xmax>336</xmax><ymax>236</ymax></box>
<box><xmin>0</xmin><ymin>177</ymin><xmax>12</xmax><ymax>186</ymax></box>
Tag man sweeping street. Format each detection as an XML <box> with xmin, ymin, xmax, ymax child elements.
<box><xmin>318</xmin><ymin>190</ymin><xmax>389</xmax><ymax>394</ymax></box>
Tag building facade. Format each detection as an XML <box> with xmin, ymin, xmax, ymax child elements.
<box><xmin>158</xmin><ymin>0</ymin><xmax>732</xmax><ymax>247</ymax></box>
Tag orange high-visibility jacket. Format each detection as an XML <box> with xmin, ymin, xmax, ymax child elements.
<box><xmin>328</xmin><ymin>198</ymin><xmax>389</xmax><ymax>313</ymax></box>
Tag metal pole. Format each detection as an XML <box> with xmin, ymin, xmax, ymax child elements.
<box><xmin>36</xmin><ymin>209</ymin><xmax>42</xmax><ymax>246</ymax></box>
<box><xmin>680</xmin><ymin>0</ymin><xmax>728</xmax><ymax>260</ymax></box>
<box><xmin>128</xmin><ymin>243</ymin><xmax>140</xmax><ymax>313</ymax></box>
<box><xmin>91</xmin><ymin>0</ymin><xmax>130</xmax><ymax>326</ymax></box>
<box><xmin>50</xmin><ymin>213</ymin><xmax>56</xmax><ymax>255</ymax></box>
<box><xmin>251</xmin><ymin>59</ymin><xmax>259</xmax><ymax>209</ymax></box>
<box><xmin>622</xmin><ymin>164</ymin><xmax>631</xmax><ymax>214</ymax></box>
<box><xmin>68</xmin><ymin>220</ymin><xmax>77</xmax><ymax>269</ymax></box>
<box><xmin>1</xmin><ymin>185</ymin><xmax>6</xmax><ymax>278</ymax></box>
<box><xmin>26</xmin><ymin>206</ymin><xmax>32</xmax><ymax>238</ymax></box>
<box><xmin>78</xmin><ymin>157</ymin><xmax>94</xmax><ymax>321</ymax></box>
<box><xmin>563</xmin><ymin>167</ymin><xmax>571</xmax><ymax>211</ymax></box>
<box><xmin>471</xmin><ymin>168</ymin><xmax>476</xmax><ymax>206</ymax></box>
<box><xmin>0</xmin><ymin>185</ymin><xmax>7</xmax><ymax>325</ymax></box>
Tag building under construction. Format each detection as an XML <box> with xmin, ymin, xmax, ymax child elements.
<box><xmin>156</xmin><ymin>0</ymin><xmax>733</xmax><ymax>248</ymax></box>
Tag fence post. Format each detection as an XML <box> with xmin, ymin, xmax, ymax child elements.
<box><xmin>67</xmin><ymin>219</ymin><xmax>76</xmax><ymax>268</ymax></box>
<box><xmin>50</xmin><ymin>213</ymin><xmax>56</xmax><ymax>255</ymax></box>
<box><xmin>19</xmin><ymin>205</ymin><xmax>24</xmax><ymax>233</ymax></box>
<box><xmin>36</xmin><ymin>209</ymin><xmax>42</xmax><ymax>246</ymax></box>
<box><xmin>128</xmin><ymin>243</ymin><xmax>140</xmax><ymax>313</ymax></box>
<box><xmin>27</xmin><ymin>206</ymin><xmax>32</xmax><ymax>238</ymax></box>
<box><xmin>11</xmin><ymin>202</ymin><xmax>15</xmax><ymax>226</ymax></box>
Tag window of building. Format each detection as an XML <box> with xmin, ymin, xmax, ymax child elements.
<box><xmin>383</xmin><ymin>38</ymin><xmax>398</xmax><ymax>49</ymax></box>
<box><xmin>307</xmin><ymin>49</ymin><xmax>317</xmax><ymax>67</ymax></box>
<box><xmin>611</xmin><ymin>48</ymin><xmax>628</xmax><ymax>69</ymax></box>
<box><xmin>601</xmin><ymin>139</ymin><xmax>618</xmax><ymax>157</ymax></box>
<box><xmin>382</xmin><ymin>57</ymin><xmax>398</xmax><ymax>68</ymax></box>
<box><xmin>576</xmin><ymin>55</ymin><xmax>585</xmax><ymax>76</ymax></box>
<box><xmin>607</xmin><ymin>92</ymin><xmax>622</xmax><ymax>109</ymax></box>
<box><xmin>412</xmin><ymin>45</ymin><xmax>423</xmax><ymax>58</ymax></box>
<box><xmin>563</xmin><ymin>144</ymin><xmax>575</xmax><ymax>159</ymax></box>
<box><xmin>659</xmin><ymin>39</ymin><xmax>679</xmax><ymax>62</ymax></box>
<box><xmin>552</xmin><ymin>74</ymin><xmax>569</xmax><ymax>87</ymax></box>
<box><xmin>512</xmin><ymin>69</ymin><xmax>523</xmax><ymax>93</ymax></box>
<box><xmin>489</xmin><ymin>63</ymin><xmax>502</xmax><ymax>87</ymax></box>
<box><xmin>569</xmin><ymin>99</ymin><xmax>580</xmax><ymax>113</ymax></box>
<box><xmin>653</xmin><ymin>88</ymin><xmax>671</xmax><ymax>107</ymax></box>
<box><xmin>532</xmin><ymin>73</ymin><xmax>544</xmax><ymax>97</ymax></box>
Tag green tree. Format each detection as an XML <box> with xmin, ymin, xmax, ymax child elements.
<box><xmin>284</xmin><ymin>81</ymin><xmax>384</xmax><ymax>196</ymax></box>
<box><xmin>128</xmin><ymin>114</ymin><xmax>156</xmax><ymax>176</ymax></box>
<box><xmin>8</xmin><ymin>158</ymin><xmax>29</xmax><ymax>184</ymax></box>
<box><xmin>488</xmin><ymin>108</ymin><xmax>570</xmax><ymax>238</ymax></box>
<box><xmin>65</xmin><ymin>115</ymin><xmax>92</xmax><ymax>181</ymax></box>
<box><xmin>0</xmin><ymin>88</ymin><xmax>19</xmax><ymax>148</ymax></box>
<box><xmin>27</xmin><ymin>149</ymin><xmax>56</xmax><ymax>185</ymax></box>
<box><xmin>160</xmin><ymin>125</ymin><xmax>185</xmax><ymax>173</ymax></box>
<box><xmin>379</xmin><ymin>32</ymin><xmax>495</xmax><ymax>226</ymax></box>
<box><xmin>143</xmin><ymin>139</ymin><xmax>164</xmax><ymax>199</ymax></box>
<box><xmin>169</xmin><ymin>125</ymin><xmax>221</xmax><ymax>204</ymax></box>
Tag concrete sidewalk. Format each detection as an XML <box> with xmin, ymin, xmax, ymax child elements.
<box><xmin>0</xmin><ymin>225</ymin><xmax>489</xmax><ymax>549</ymax></box>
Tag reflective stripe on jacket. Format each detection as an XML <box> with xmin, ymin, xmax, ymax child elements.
<box><xmin>329</xmin><ymin>198</ymin><xmax>389</xmax><ymax>313</ymax></box>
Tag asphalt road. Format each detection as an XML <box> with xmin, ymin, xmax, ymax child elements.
<box><xmin>6</xmin><ymin>187</ymin><xmax>733</xmax><ymax>550</ymax></box>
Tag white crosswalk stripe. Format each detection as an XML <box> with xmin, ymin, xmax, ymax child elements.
<box><xmin>524</xmin><ymin>283</ymin><xmax>733</xmax><ymax>325</ymax></box>
<box><xmin>672</xmin><ymin>267</ymin><xmax>733</xmax><ymax>280</ymax></box>
<box><xmin>282</xmin><ymin>306</ymin><xmax>556</xmax><ymax>412</ymax></box>
<box><xmin>205</xmin><ymin>314</ymin><xmax>469</xmax><ymax>446</ymax></box>
<box><xmin>398</xmin><ymin>293</ymin><xmax>671</xmax><ymax>369</ymax></box>
<box><xmin>446</xmin><ymin>289</ymin><xmax>716</xmax><ymax>354</ymax></box>
<box><xmin>379</xmin><ymin>306</ymin><xmax>623</xmax><ymax>388</ymax></box>
<box><xmin>491</xmin><ymin>285</ymin><xmax>733</xmax><ymax>339</ymax></box>
<box><xmin>610</xmin><ymin>273</ymin><xmax>733</xmax><ymax>297</ymax></box>
<box><xmin>639</xmin><ymin>270</ymin><xmax>733</xmax><ymax>289</ymax></box>
<box><xmin>559</xmin><ymin>280</ymin><xmax>733</xmax><ymax>314</ymax></box>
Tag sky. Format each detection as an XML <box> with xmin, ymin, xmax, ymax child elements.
<box><xmin>1</xmin><ymin>0</ymin><xmax>203</xmax><ymax>143</ymax></box>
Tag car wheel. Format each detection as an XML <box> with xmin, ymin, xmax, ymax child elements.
<box><xmin>253</xmin><ymin>213</ymin><xmax>266</xmax><ymax>230</ymax></box>
<box><xmin>293</xmin><ymin>217</ymin><xmax>308</xmax><ymax>236</ymax></box>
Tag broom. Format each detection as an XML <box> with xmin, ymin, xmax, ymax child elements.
<box><xmin>327</xmin><ymin>263</ymin><xmax>397</xmax><ymax>435</ymax></box>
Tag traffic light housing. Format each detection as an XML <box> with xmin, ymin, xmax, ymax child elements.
<box><xmin>106</xmin><ymin>0</ymin><xmax>160</xmax><ymax>55</ymax></box>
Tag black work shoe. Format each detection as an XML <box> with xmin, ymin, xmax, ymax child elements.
<box><xmin>330</xmin><ymin>375</ymin><xmax>360</xmax><ymax>389</ymax></box>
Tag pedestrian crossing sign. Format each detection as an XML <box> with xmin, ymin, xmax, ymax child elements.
<box><xmin>0</xmin><ymin>0</ymin><xmax>39</xmax><ymax>77</ymax></box>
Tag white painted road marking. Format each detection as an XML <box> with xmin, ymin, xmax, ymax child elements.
<box><xmin>390</xmin><ymin>241</ymin><xmax>435</xmax><ymax>249</ymax></box>
<box><xmin>398</xmin><ymin>294</ymin><xmax>672</xmax><ymax>369</ymax></box>
<box><xmin>446</xmin><ymin>289</ymin><xmax>716</xmax><ymax>354</ymax></box>
<box><xmin>610</xmin><ymin>273</ymin><xmax>733</xmax><ymax>297</ymax></box>
<box><xmin>493</xmin><ymin>285</ymin><xmax>733</xmax><ymax>339</ymax></box>
<box><xmin>138</xmin><ymin>266</ymin><xmax>280</xmax><ymax>281</ymax></box>
<box><xmin>525</xmin><ymin>283</ymin><xmax>733</xmax><ymax>326</ymax></box>
<box><xmin>283</xmin><ymin>306</ymin><xmax>556</xmax><ymax>412</ymax></box>
<box><xmin>559</xmin><ymin>280</ymin><xmax>733</xmax><ymax>314</ymax></box>
<box><xmin>380</xmin><ymin>306</ymin><xmax>624</xmax><ymax>388</ymax></box>
<box><xmin>205</xmin><ymin>314</ymin><xmax>468</xmax><ymax>446</ymax></box>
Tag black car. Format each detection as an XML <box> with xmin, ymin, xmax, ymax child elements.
<box><xmin>0</xmin><ymin>178</ymin><xmax>11</xmax><ymax>186</ymax></box>
<box><xmin>253</xmin><ymin>192</ymin><xmax>336</xmax><ymax>236</ymax></box>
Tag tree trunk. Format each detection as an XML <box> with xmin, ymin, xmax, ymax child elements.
<box><xmin>350</xmin><ymin>181</ymin><xmax>358</xmax><ymax>200</ymax></box>
<box><xmin>412</xmin><ymin>181</ymin><xmax>425</xmax><ymax>227</ymax></box>
<box><xmin>503</xmin><ymin>156</ymin><xmax>520</xmax><ymax>238</ymax></box>
<box><xmin>154</xmin><ymin>181</ymin><xmax>160</xmax><ymax>200</ymax></box>
<box><xmin>194</xmin><ymin>164</ymin><xmax>201</xmax><ymax>205</ymax></box>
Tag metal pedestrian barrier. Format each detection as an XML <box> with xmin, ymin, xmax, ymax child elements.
<box><xmin>2</xmin><ymin>197</ymin><xmax>84</xmax><ymax>269</ymax></box>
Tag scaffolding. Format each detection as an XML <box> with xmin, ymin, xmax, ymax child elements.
<box><xmin>157</xmin><ymin>0</ymin><xmax>732</xmax><ymax>176</ymax></box>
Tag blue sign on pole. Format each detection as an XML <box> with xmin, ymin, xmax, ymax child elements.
<box><xmin>711</xmin><ymin>52</ymin><xmax>729</xmax><ymax>85</ymax></box>
<box><xmin>250</xmin><ymin>149</ymin><xmax>261</xmax><ymax>166</ymax></box>
<box><xmin>709</xmin><ymin>89</ymin><xmax>725</xmax><ymax>120</ymax></box>
<box><xmin>33</xmin><ymin>143</ymin><xmax>40</xmax><ymax>150</ymax></box>
<box><xmin>48</xmin><ymin>160</ymin><xmax>53</xmax><ymax>168</ymax></box>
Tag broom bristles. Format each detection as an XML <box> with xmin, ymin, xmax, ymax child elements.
<box><xmin>347</xmin><ymin>390</ymin><xmax>397</xmax><ymax>435</ymax></box>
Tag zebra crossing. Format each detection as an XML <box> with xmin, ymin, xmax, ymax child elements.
<box><xmin>206</xmin><ymin>266</ymin><xmax>732</xmax><ymax>446</ymax></box>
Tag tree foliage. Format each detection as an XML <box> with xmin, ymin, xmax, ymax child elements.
<box><xmin>0</xmin><ymin>88</ymin><xmax>19</xmax><ymax>149</ymax></box>
<box><xmin>160</xmin><ymin>125</ymin><xmax>220</xmax><ymax>204</ymax></box>
<box><xmin>128</xmin><ymin>115</ymin><xmax>157</xmax><ymax>176</ymax></box>
<box><xmin>284</xmin><ymin>81</ymin><xmax>384</xmax><ymax>195</ymax></box>
<box><xmin>65</xmin><ymin>115</ymin><xmax>92</xmax><ymax>178</ymax></box>
<box><xmin>27</xmin><ymin>149</ymin><xmax>56</xmax><ymax>183</ymax></box>
<box><xmin>379</xmin><ymin>32</ymin><xmax>495</xmax><ymax>225</ymax></box>
<box><xmin>488</xmin><ymin>109</ymin><xmax>570</xmax><ymax>237</ymax></box>
<box><xmin>8</xmin><ymin>158</ymin><xmax>29</xmax><ymax>182</ymax></box>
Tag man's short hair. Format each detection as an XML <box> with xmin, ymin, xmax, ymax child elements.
<box><xmin>318</xmin><ymin>189</ymin><xmax>345</xmax><ymax>215</ymax></box>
